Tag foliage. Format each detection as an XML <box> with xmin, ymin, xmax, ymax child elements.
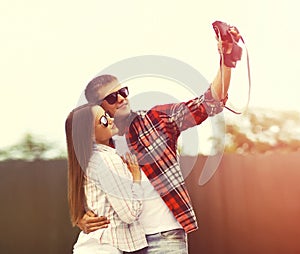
<box><xmin>0</xmin><ymin>133</ymin><xmax>66</xmax><ymax>161</ymax></box>
<box><xmin>224</xmin><ymin>108</ymin><xmax>300</xmax><ymax>154</ymax></box>
<box><xmin>1</xmin><ymin>108</ymin><xmax>299</xmax><ymax>160</ymax></box>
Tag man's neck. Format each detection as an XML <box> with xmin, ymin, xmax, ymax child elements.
<box><xmin>114</xmin><ymin>111</ymin><xmax>136</xmax><ymax>136</ymax></box>
<box><xmin>114</xmin><ymin>115</ymin><xmax>129</xmax><ymax>136</ymax></box>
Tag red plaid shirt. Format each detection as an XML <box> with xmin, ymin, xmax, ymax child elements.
<box><xmin>125</xmin><ymin>87</ymin><xmax>226</xmax><ymax>233</ymax></box>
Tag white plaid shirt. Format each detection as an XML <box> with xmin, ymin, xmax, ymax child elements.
<box><xmin>83</xmin><ymin>144</ymin><xmax>147</xmax><ymax>252</ymax></box>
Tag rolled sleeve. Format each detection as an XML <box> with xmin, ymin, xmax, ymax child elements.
<box><xmin>202</xmin><ymin>87</ymin><xmax>227</xmax><ymax>116</ymax></box>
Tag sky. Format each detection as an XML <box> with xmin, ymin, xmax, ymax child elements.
<box><xmin>0</xmin><ymin>0</ymin><xmax>299</xmax><ymax>154</ymax></box>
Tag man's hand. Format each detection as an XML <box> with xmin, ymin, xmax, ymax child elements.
<box><xmin>217</xmin><ymin>27</ymin><xmax>241</xmax><ymax>55</ymax></box>
<box><xmin>217</xmin><ymin>39</ymin><xmax>233</xmax><ymax>55</ymax></box>
<box><xmin>213</xmin><ymin>21</ymin><xmax>242</xmax><ymax>69</ymax></box>
<box><xmin>77</xmin><ymin>210</ymin><xmax>110</xmax><ymax>234</ymax></box>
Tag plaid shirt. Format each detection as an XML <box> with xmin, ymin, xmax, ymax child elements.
<box><xmin>125</xmin><ymin>87</ymin><xmax>226</xmax><ymax>233</ymax></box>
<box><xmin>83</xmin><ymin>144</ymin><xmax>147</xmax><ymax>252</ymax></box>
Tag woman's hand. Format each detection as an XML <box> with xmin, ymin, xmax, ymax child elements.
<box><xmin>125</xmin><ymin>153</ymin><xmax>141</xmax><ymax>184</ymax></box>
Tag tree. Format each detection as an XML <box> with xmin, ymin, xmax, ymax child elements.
<box><xmin>0</xmin><ymin>133</ymin><xmax>66</xmax><ymax>161</ymax></box>
<box><xmin>224</xmin><ymin>108</ymin><xmax>300</xmax><ymax>154</ymax></box>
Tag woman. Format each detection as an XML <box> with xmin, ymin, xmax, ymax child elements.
<box><xmin>65</xmin><ymin>103</ymin><xmax>147</xmax><ymax>253</ymax></box>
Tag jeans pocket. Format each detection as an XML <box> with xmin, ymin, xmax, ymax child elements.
<box><xmin>161</xmin><ymin>229</ymin><xmax>186</xmax><ymax>240</ymax></box>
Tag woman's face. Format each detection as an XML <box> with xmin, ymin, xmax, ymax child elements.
<box><xmin>92</xmin><ymin>105</ymin><xmax>119</xmax><ymax>145</ymax></box>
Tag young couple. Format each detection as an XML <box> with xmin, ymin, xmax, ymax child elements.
<box><xmin>65</xmin><ymin>28</ymin><xmax>241</xmax><ymax>253</ymax></box>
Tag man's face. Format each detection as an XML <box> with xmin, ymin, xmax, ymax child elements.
<box><xmin>98</xmin><ymin>79</ymin><xmax>131</xmax><ymax>119</ymax></box>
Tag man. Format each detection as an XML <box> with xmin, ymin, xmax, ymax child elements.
<box><xmin>77</xmin><ymin>28</ymin><xmax>241</xmax><ymax>253</ymax></box>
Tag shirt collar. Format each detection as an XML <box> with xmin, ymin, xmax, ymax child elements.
<box><xmin>93</xmin><ymin>143</ymin><xmax>116</xmax><ymax>153</ymax></box>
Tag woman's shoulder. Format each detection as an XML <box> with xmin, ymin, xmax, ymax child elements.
<box><xmin>87</xmin><ymin>145</ymin><xmax>125</xmax><ymax>178</ymax></box>
<box><xmin>92</xmin><ymin>144</ymin><xmax>125</xmax><ymax>165</ymax></box>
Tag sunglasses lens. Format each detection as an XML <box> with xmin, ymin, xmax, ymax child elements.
<box><xmin>105</xmin><ymin>94</ymin><xmax>117</xmax><ymax>104</ymax></box>
<box><xmin>104</xmin><ymin>87</ymin><xmax>129</xmax><ymax>105</ymax></box>
<box><xmin>100</xmin><ymin>116</ymin><xmax>108</xmax><ymax>127</ymax></box>
<box><xmin>119</xmin><ymin>87</ymin><xmax>129</xmax><ymax>98</ymax></box>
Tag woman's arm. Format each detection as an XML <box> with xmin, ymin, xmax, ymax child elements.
<box><xmin>87</xmin><ymin>151</ymin><xmax>143</xmax><ymax>224</ymax></box>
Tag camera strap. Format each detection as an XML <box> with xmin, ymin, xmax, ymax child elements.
<box><xmin>218</xmin><ymin>34</ymin><xmax>251</xmax><ymax>115</ymax></box>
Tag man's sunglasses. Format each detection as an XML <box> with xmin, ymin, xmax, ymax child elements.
<box><xmin>100</xmin><ymin>87</ymin><xmax>129</xmax><ymax>105</ymax></box>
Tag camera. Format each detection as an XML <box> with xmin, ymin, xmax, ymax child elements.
<box><xmin>212</xmin><ymin>21</ymin><xmax>242</xmax><ymax>68</ymax></box>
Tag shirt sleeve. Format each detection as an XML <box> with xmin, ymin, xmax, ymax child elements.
<box><xmin>202</xmin><ymin>86</ymin><xmax>227</xmax><ymax>116</ymax></box>
<box><xmin>148</xmin><ymin>85</ymin><xmax>226</xmax><ymax>134</ymax></box>
<box><xmin>87</xmin><ymin>151</ymin><xmax>143</xmax><ymax>224</ymax></box>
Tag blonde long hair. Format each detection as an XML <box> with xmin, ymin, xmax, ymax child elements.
<box><xmin>65</xmin><ymin>104</ymin><xmax>94</xmax><ymax>226</ymax></box>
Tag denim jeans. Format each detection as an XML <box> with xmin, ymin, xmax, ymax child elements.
<box><xmin>128</xmin><ymin>228</ymin><xmax>188</xmax><ymax>254</ymax></box>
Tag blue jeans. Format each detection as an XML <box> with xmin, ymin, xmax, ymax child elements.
<box><xmin>146</xmin><ymin>228</ymin><xmax>188</xmax><ymax>254</ymax></box>
<box><xmin>124</xmin><ymin>229</ymin><xmax>187</xmax><ymax>254</ymax></box>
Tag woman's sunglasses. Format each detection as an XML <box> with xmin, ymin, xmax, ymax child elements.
<box><xmin>99</xmin><ymin>113</ymin><xmax>109</xmax><ymax>128</ymax></box>
<box><xmin>102</xmin><ymin>87</ymin><xmax>129</xmax><ymax>105</ymax></box>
